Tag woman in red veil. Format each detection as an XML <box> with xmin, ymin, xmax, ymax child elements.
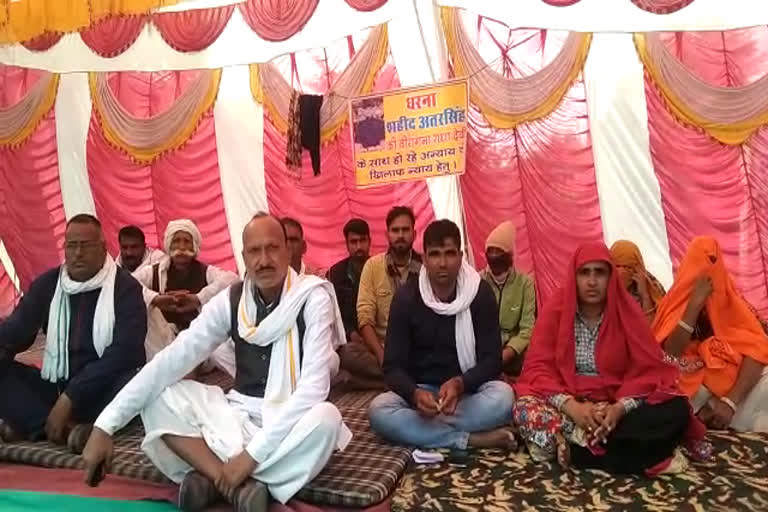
<box><xmin>513</xmin><ymin>243</ymin><xmax>708</xmax><ymax>475</ymax></box>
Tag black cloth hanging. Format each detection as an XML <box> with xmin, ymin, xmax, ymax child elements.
<box><xmin>299</xmin><ymin>94</ymin><xmax>323</xmax><ymax>175</ymax></box>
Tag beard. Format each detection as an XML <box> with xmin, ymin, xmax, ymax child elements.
<box><xmin>389</xmin><ymin>241</ymin><xmax>412</xmax><ymax>257</ymax></box>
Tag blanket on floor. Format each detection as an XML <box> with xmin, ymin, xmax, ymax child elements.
<box><xmin>391</xmin><ymin>431</ymin><xmax>768</xmax><ymax>511</ymax></box>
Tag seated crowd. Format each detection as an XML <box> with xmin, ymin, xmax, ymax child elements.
<box><xmin>0</xmin><ymin>206</ymin><xmax>767</xmax><ymax>511</ymax></box>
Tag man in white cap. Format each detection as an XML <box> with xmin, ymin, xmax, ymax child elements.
<box><xmin>133</xmin><ymin>219</ymin><xmax>237</xmax><ymax>360</ymax></box>
<box><xmin>480</xmin><ymin>221</ymin><xmax>536</xmax><ymax>377</ymax></box>
<box><xmin>83</xmin><ymin>213</ymin><xmax>349</xmax><ymax>512</ymax></box>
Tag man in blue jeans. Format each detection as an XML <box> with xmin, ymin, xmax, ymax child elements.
<box><xmin>368</xmin><ymin>220</ymin><xmax>516</xmax><ymax>450</ymax></box>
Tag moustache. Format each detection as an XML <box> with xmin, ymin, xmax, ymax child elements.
<box><xmin>170</xmin><ymin>249</ymin><xmax>196</xmax><ymax>258</ymax></box>
<box><xmin>254</xmin><ymin>266</ymin><xmax>276</xmax><ymax>274</ymax></box>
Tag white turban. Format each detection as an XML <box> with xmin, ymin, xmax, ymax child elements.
<box><xmin>164</xmin><ymin>219</ymin><xmax>202</xmax><ymax>255</ymax></box>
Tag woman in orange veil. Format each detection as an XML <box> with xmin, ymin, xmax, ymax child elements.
<box><xmin>652</xmin><ymin>237</ymin><xmax>768</xmax><ymax>432</ymax></box>
<box><xmin>610</xmin><ymin>240</ymin><xmax>666</xmax><ymax>323</ymax></box>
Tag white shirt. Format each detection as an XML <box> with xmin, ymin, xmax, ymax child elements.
<box><xmin>133</xmin><ymin>258</ymin><xmax>238</xmax><ymax>308</ymax></box>
<box><xmin>94</xmin><ymin>285</ymin><xmax>338</xmax><ymax>463</ymax></box>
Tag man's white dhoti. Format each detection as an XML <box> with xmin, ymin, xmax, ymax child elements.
<box><xmin>141</xmin><ymin>380</ymin><xmax>345</xmax><ymax>503</ymax></box>
<box><xmin>691</xmin><ymin>368</ymin><xmax>768</xmax><ymax>432</ymax></box>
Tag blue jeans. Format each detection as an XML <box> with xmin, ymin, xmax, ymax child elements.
<box><xmin>368</xmin><ymin>380</ymin><xmax>515</xmax><ymax>449</ymax></box>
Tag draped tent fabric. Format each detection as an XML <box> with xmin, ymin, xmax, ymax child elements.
<box><xmin>455</xmin><ymin>13</ymin><xmax>602</xmax><ymax>303</ymax></box>
<box><xmin>0</xmin><ymin>0</ymin><xmax>180</xmax><ymax>44</ymax></box>
<box><xmin>238</xmin><ymin>0</ymin><xmax>320</xmax><ymax>42</ymax></box>
<box><xmin>0</xmin><ymin>259</ymin><xmax>18</xmax><ymax>317</ymax></box>
<box><xmin>261</xmin><ymin>29</ymin><xmax>436</xmax><ymax>272</ymax></box>
<box><xmin>630</xmin><ymin>0</ymin><xmax>695</xmax><ymax>13</ymax></box>
<box><xmin>645</xmin><ymin>28</ymin><xmax>768</xmax><ymax>315</ymax></box>
<box><xmin>636</xmin><ymin>32</ymin><xmax>768</xmax><ymax>145</ymax></box>
<box><xmin>89</xmin><ymin>68</ymin><xmax>221</xmax><ymax>162</ymax></box>
<box><xmin>0</xmin><ymin>67</ymin><xmax>65</xmax><ymax>291</ymax></box>
<box><xmin>250</xmin><ymin>23</ymin><xmax>389</xmax><ymax>144</ymax></box>
<box><xmin>0</xmin><ymin>69</ymin><xmax>59</xmax><ymax>147</ymax></box>
<box><xmin>153</xmin><ymin>4</ymin><xmax>235</xmax><ymax>52</ymax></box>
<box><xmin>441</xmin><ymin>7</ymin><xmax>591</xmax><ymax>129</ymax></box>
<box><xmin>345</xmin><ymin>0</ymin><xmax>389</xmax><ymax>11</ymax></box>
<box><xmin>21</xmin><ymin>32</ymin><xmax>64</xmax><ymax>52</ymax></box>
<box><xmin>80</xmin><ymin>16</ymin><xmax>147</xmax><ymax>58</ymax></box>
<box><xmin>86</xmin><ymin>70</ymin><xmax>237</xmax><ymax>272</ymax></box>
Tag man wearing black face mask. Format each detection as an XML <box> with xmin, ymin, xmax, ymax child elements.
<box><xmin>481</xmin><ymin>221</ymin><xmax>536</xmax><ymax>377</ymax></box>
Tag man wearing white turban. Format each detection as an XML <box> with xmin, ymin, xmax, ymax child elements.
<box><xmin>133</xmin><ymin>219</ymin><xmax>238</xmax><ymax>360</ymax></box>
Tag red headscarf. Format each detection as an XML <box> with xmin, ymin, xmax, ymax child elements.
<box><xmin>515</xmin><ymin>243</ymin><xmax>683</xmax><ymax>403</ymax></box>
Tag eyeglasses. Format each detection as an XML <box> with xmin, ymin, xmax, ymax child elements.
<box><xmin>64</xmin><ymin>241</ymin><xmax>102</xmax><ymax>252</ymax></box>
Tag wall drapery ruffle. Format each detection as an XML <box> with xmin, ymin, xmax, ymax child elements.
<box><xmin>238</xmin><ymin>0</ymin><xmax>319</xmax><ymax>42</ymax></box>
<box><xmin>636</xmin><ymin>32</ymin><xmax>768</xmax><ymax>145</ymax></box>
<box><xmin>0</xmin><ymin>0</ymin><xmax>180</xmax><ymax>44</ymax></box>
<box><xmin>0</xmin><ymin>66</ymin><xmax>66</xmax><ymax>291</ymax></box>
<box><xmin>250</xmin><ymin>24</ymin><xmax>388</xmax><ymax>143</ymax></box>
<box><xmin>645</xmin><ymin>28</ymin><xmax>768</xmax><ymax>315</ymax></box>
<box><xmin>87</xmin><ymin>70</ymin><xmax>237</xmax><ymax>272</ymax></box>
<box><xmin>11</xmin><ymin>0</ymin><xmax>389</xmax><ymax>56</ymax></box>
<box><xmin>89</xmin><ymin>68</ymin><xmax>221</xmax><ymax>162</ymax></box>
<box><xmin>455</xmin><ymin>12</ymin><xmax>602</xmax><ymax>303</ymax></box>
<box><xmin>541</xmin><ymin>0</ymin><xmax>695</xmax><ymax>13</ymax></box>
<box><xmin>441</xmin><ymin>7</ymin><xmax>591</xmax><ymax>129</ymax></box>
<box><xmin>0</xmin><ymin>70</ymin><xmax>59</xmax><ymax>147</ymax></box>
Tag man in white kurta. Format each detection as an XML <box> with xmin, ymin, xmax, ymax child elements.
<box><xmin>116</xmin><ymin>225</ymin><xmax>166</xmax><ymax>273</ymax></box>
<box><xmin>83</xmin><ymin>214</ymin><xmax>349</xmax><ymax>512</ymax></box>
<box><xmin>133</xmin><ymin>219</ymin><xmax>237</xmax><ymax>360</ymax></box>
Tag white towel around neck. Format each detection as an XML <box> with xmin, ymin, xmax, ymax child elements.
<box><xmin>418</xmin><ymin>260</ymin><xmax>481</xmax><ymax>372</ymax></box>
<box><xmin>42</xmin><ymin>255</ymin><xmax>117</xmax><ymax>383</ymax></box>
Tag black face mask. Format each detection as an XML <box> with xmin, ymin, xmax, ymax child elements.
<box><xmin>486</xmin><ymin>253</ymin><xmax>511</xmax><ymax>275</ymax></box>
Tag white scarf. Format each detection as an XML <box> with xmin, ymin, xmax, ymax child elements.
<box><xmin>42</xmin><ymin>255</ymin><xmax>118</xmax><ymax>383</ymax></box>
<box><xmin>418</xmin><ymin>260</ymin><xmax>481</xmax><ymax>372</ymax></box>
<box><xmin>237</xmin><ymin>268</ymin><xmax>345</xmax><ymax>419</ymax></box>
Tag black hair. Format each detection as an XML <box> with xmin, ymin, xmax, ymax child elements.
<box><xmin>385</xmin><ymin>206</ymin><xmax>415</xmax><ymax>229</ymax></box>
<box><xmin>423</xmin><ymin>219</ymin><xmax>461</xmax><ymax>250</ymax></box>
<box><xmin>67</xmin><ymin>213</ymin><xmax>101</xmax><ymax>229</ymax></box>
<box><xmin>118</xmin><ymin>225</ymin><xmax>145</xmax><ymax>244</ymax></box>
<box><xmin>343</xmin><ymin>218</ymin><xmax>370</xmax><ymax>239</ymax></box>
<box><xmin>280</xmin><ymin>217</ymin><xmax>304</xmax><ymax>238</ymax></box>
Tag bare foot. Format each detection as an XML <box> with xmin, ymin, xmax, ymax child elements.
<box><xmin>0</xmin><ymin>420</ymin><xmax>23</xmax><ymax>443</ymax></box>
<box><xmin>468</xmin><ymin>428</ymin><xmax>518</xmax><ymax>450</ymax></box>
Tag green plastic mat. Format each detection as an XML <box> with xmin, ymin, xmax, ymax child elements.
<box><xmin>0</xmin><ymin>491</ymin><xmax>179</xmax><ymax>511</ymax></box>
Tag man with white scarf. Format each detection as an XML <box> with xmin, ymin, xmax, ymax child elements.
<box><xmin>116</xmin><ymin>225</ymin><xmax>165</xmax><ymax>273</ymax></box>
<box><xmin>133</xmin><ymin>219</ymin><xmax>237</xmax><ymax>360</ymax></box>
<box><xmin>83</xmin><ymin>213</ymin><xmax>349</xmax><ymax>512</ymax></box>
<box><xmin>0</xmin><ymin>214</ymin><xmax>146</xmax><ymax>452</ymax></box>
<box><xmin>368</xmin><ymin>220</ymin><xmax>516</xmax><ymax>450</ymax></box>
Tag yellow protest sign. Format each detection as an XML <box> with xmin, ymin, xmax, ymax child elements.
<box><xmin>350</xmin><ymin>80</ymin><xmax>468</xmax><ymax>188</ymax></box>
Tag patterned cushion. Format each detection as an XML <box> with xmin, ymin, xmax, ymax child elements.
<box><xmin>391</xmin><ymin>431</ymin><xmax>768</xmax><ymax>511</ymax></box>
<box><xmin>0</xmin><ymin>383</ymin><xmax>409</xmax><ymax>508</ymax></box>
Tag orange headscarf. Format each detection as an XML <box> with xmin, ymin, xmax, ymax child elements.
<box><xmin>652</xmin><ymin>236</ymin><xmax>768</xmax><ymax>397</ymax></box>
<box><xmin>609</xmin><ymin>240</ymin><xmax>666</xmax><ymax>308</ymax></box>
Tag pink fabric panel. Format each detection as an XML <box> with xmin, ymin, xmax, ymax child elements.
<box><xmin>263</xmin><ymin>35</ymin><xmax>434</xmax><ymax>272</ymax></box>
<box><xmin>21</xmin><ymin>32</ymin><xmax>63</xmax><ymax>52</ymax></box>
<box><xmin>81</xmin><ymin>16</ymin><xmax>147</xmax><ymax>58</ymax></box>
<box><xmin>152</xmin><ymin>5</ymin><xmax>234</xmax><ymax>52</ymax></box>
<box><xmin>630</xmin><ymin>0</ymin><xmax>694</xmax><ymax>13</ymax></box>
<box><xmin>458</xmin><ymin>19</ymin><xmax>601</xmax><ymax>303</ymax></box>
<box><xmin>0</xmin><ymin>263</ymin><xmax>18</xmax><ymax>318</ymax></box>
<box><xmin>0</xmin><ymin>110</ymin><xmax>65</xmax><ymax>291</ymax></box>
<box><xmin>0</xmin><ymin>66</ymin><xmax>64</xmax><ymax>291</ymax></box>
<box><xmin>647</xmin><ymin>27</ymin><xmax>768</xmax><ymax>315</ymax></box>
<box><xmin>541</xmin><ymin>0</ymin><xmax>582</xmax><ymax>6</ymax></box>
<box><xmin>344</xmin><ymin>0</ymin><xmax>388</xmax><ymax>11</ymax></box>
<box><xmin>239</xmin><ymin>0</ymin><xmax>319</xmax><ymax>42</ymax></box>
<box><xmin>87</xmin><ymin>71</ymin><xmax>237</xmax><ymax>272</ymax></box>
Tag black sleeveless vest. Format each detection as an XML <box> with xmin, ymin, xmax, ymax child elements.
<box><xmin>151</xmin><ymin>260</ymin><xmax>208</xmax><ymax>330</ymax></box>
<box><xmin>227</xmin><ymin>281</ymin><xmax>306</xmax><ymax>398</ymax></box>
